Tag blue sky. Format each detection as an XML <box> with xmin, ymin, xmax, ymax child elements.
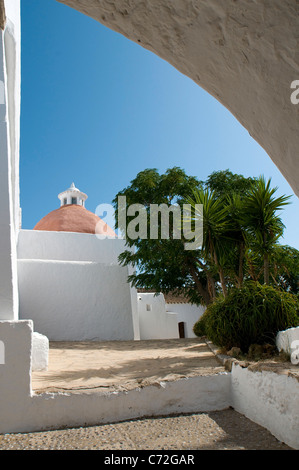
<box><xmin>20</xmin><ymin>0</ymin><xmax>299</xmax><ymax>249</ymax></box>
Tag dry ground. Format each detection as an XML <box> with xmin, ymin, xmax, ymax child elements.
<box><xmin>32</xmin><ymin>338</ymin><xmax>224</xmax><ymax>394</ymax></box>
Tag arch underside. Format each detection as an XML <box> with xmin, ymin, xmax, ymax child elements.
<box><xmin>57</xmin><ymin>0</ymin><xmax>299</xmax><ymax>197</ymax></box>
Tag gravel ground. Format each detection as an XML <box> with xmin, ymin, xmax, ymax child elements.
<box><xmin>0</xmin><ymin>409</ymin><xmax>292</xmax><ymax>450</ymax></box>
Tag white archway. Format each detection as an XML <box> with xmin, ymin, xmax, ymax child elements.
<box><xmin>57</xmin><ymin>0</ymin><xmax>299</xmax><ymax>197</ymax></box>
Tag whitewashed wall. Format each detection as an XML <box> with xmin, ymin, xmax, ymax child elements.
<box><xmin>3</xmin><ymin>0</ymin><xmax>21</xmax><ymax>235</ymax></box>
<box><xmin>18</xmin><ymin>229</ymin><xmax>125</xmax><ymax>264</ymax></box>
<box><xmin>17</xmin><ymin>230</ymin><xmax>138</xmax><ymax>341</ymax></box>
<box><xmin>166</xmin><ymin>303</ymin><xmax>205</xmax><ymax>339</ymax></box>
<box><xmin>276</xmin><ymin>326</ymin><xmax>299</xmax><ymax>361</ymax></box>
<box><xmin>138</xmin><ymin>293</ymin><xmax>205</xmax><ymax>340</ymax></box>
<box><xmin>0</xmin><ymin>0</ymin><xmax>20</xmax><ymax>321</ymax></box>
<box><xmin>138</xmin><ymin>293</ymin><xmax>179</xmax><ymax>340</ymax></box>
<box><xmin>231</xmin><ymin>362</ymin><xmax>299</xmax><ymax>450</ymax></box>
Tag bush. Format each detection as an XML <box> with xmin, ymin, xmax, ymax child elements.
<box><xmin>193</xmin><ymin>282</ymin><xmax>299</xmax><ymax>352</ymax></box>
<box><xmin>193</xmin><ymin>310</ymin><xmax>209</xmax><ymax>337</ymax></box>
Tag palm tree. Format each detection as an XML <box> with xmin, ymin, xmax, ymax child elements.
<box><xmin>224</xmin><ymin>193</ymin><xmax>247</xmax><ymax>287</ymax></box>
<box><xmin>183</xmin><ymin>188</ymin><xmax>232</xmax><ymax>297</ymax></box>
<box><xmin>241</xmin><ymin>176</ymin><xmax>291</xmax><ymax>285</ymax></box>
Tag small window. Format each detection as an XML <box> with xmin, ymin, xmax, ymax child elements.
<box><xmin>146</xmin><ymin>304</ymin><xmax>152</xmax><ymax>312</ymax></box>
<box><xmin>71</xmin><ymin>197</ymin><xmax>77</xmax><ymax>205</ymax></box>
<box><xmin>63</xmin><ymin>198</ymin><xmax>67</xmax><ymax>205</ymax></box>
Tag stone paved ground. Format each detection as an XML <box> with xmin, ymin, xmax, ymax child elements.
<box><xmin>0</xmin><ymin>410</ymin><xmax>292</xmax><ymax>450</ymax></box>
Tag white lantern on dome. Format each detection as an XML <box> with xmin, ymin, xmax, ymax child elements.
<box><xmin>58</xmin><ymin>183</ymin><xmax>88</xmax><ymax>207</ymax></box>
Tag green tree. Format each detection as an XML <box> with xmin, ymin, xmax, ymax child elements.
<box><xmin>241</xmin><ymin>177</ymin><xmax>291</xmax><ymax>285</ymax></box>
<box><xmin>113</xmin><ymin>168</ymin><xmax>293</xmax><ymax>305</ymax></box>
<box><xmin>204</xmin><ymin>169</ymin><xmax>257</xmax><ymax>197</ymax></box>
<box><xmin>183</xmin><ymin>188</ymin><xmax>231</xmax><ymax>297</ymax></box>
<box><xmin>182</xmin><ymin>170</ymin><xmax>257</xmax><ymax>295</ymax></box>
<box><xmin>113</xmin><ymin>167</ymin><xmax>214</xmax><ymax>305</ymax></box>
<box><xmin>203</xmin><ymin>169</ymin><xmax>258</xmax><ymax>288</ymax></box>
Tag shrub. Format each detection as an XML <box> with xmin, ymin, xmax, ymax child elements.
<box><xmin>193</xmin><ymin>282</ymin><xmax>299</xmax><ymax>352</ymax></box>
<box><xmin>193</xmin><ymin>310</ymin><xmax>209</xmax><ymax>337</ymax></box>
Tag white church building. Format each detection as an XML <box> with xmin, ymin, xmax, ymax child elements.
<box><xmin>18</xmin><ymin>183</ymin><xmax>140</xmax><ymax>342</ymax></box>
<box><xmin>17</xmin><ymin>183</ymin><xmax>204</xmax><ymax>345</ymax></box>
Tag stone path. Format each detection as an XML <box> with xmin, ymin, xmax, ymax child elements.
<box><xmin>0</xmin><ymin>409</ymin><xmax>291</xmax><ymax>450</ymax></box>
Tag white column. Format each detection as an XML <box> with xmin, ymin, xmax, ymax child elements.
<box><xmin>0</xmin><ymin>0</ymin><xmax>20</xmax><ymax>320</ymax></box>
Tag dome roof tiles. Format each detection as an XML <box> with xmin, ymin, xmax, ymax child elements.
<box><xmin>33</xmin><ymin>204</ymin><xmax>116</xmax><ymax>237</ymax></box>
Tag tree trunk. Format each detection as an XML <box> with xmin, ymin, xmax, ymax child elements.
<box><xmin>264</xmin><ymin>252</ymin><xmax>270</xmax><ymax>285</ymax></box>
<box><xmin>218</xmin><ymin>266</ymin><xmax>227</xmax><ymax>297</ymax></box>
<box><xmin>237</xmin><ymin>242</ymin><xmax>245</xmax><ymax>288</ymax></box>
<box><xmin>212</xmin><ymin>249</ymin><xmax>227</xmax><ymax>297</ymax></box>
<box><xmin>263</xmin><ymin>231</ymin><xmax>270</xmax><ymax>285</ymax></box>
<box><xmin>189</xmin><ymin>265</ymin><xmax>212</xmax><ymax>305</ymax></box>
<box><xmin>207</xmin><ymin>274</ymin><xmax>217</xmax><ymax>301</ymax></box>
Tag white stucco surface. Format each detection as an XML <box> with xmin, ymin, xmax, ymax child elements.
<box><xmin>0</xmin><ymin>0</ymin><xmax>20</xmax><ymax>321</ymax></box>
<box><xmin>58</xmin><ymin>0</ymin><xmax>299</xmax><ymax>198</ymax></box>
<box><xmin>231</xmin><ymin>362</ymin><xmax>299</xmax><ymax>450</ymax></box>
<box><xmin>166</xmin><ymin>303</ymin><xmax>205</xmax><ymax>339</ymax></box>
<box><xmin>18</xmin><ymin>229</ymin><xmax>125</xmax><ymax>264</ymax></box>
<box><xmin>17</xmin><ymin>230</ymin><xmax>137</xmax><ymax>341</ymax></box>
<box><xmin>276</xmin><ymin>326</ymin><xmax>299</xmax><ymax>364</ymax></box>
<box><xmin>138</xmin><ymin>293</ymin><xmax>205</xmax><ymax>340</ymax></box>
<box><xmin>18</xmin><ymin>260</ymin><xmax>135</xmax><ymax>341</ymax></box>
<box><xmin>138</xmin><ymin>293</ymin><xmax>179</xmax><ymax>340</ymax></box>
<box><xmin>4</xmin><ymin>0</ymin><xmax>21</xmax><ymax>235</ymax></box>
<box><xmin>32</xmin><ymin>332</ymin><xmax>49</xmax><ymax>371</ymax></box>
<box><xmin>0</xmin><ymin>320</ymin><xmax>32</xmax><ymax>407</ymax></box>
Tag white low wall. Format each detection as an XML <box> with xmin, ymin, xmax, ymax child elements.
<box><xmin>32</xmin><ymin>332</ymin><xmax>49</xmax><ymax>371</ymax></box>
<box><xmin>0</xmin><ymin>320</ymin><xmax>32</xmax><ymax>428</ymax></box>
<box><xmin>2</xmin><ymin>375</ymin><xmax>232</xmax><ymax>435</ymax></box>
<box><xmin>276</xmin><ymin>326</ymin><xmax>299</xmax><ymax>364</ymax></box>
<box><xmin>231</xmin><ymin>363</ymin><xmax>299</xmax><ymax>450</ymax></box>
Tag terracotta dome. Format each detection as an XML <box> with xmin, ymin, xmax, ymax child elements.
<box><xmin>33</xmin><ymin>204</ymin><xmax>116</xmax><ymax>236</ymax></box>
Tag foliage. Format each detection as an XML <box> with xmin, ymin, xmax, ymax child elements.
<box><xmin>240</xmin><ymin>176</ymin><xmax>291</xmax><ymax>284</ymax></box>
<box><xmin>193</xmin><ymin>282</ymin><xmax>299</xmax><ymax>352</ymax></box>
<box><xmin>246</xmin><ymin>244</ymin><xmax>299</xmax><ymax>294</ymax></box>
<box><xmin>270</xmin><ymin>245</ymin><xmax>299</xmax><ymax>294</ymax></box>
<box><xmin>113</xmin><ymin>167</ymin><xmax>212</xmax><ymax>304</ymax></box>
<box><xmin>113</xmin><ymin>167</ymin><xmax>294</xmax><ymax>306</ymax></box>
<box><xmin>184</xmin><ymin>174</ymin><xmax>292</xmax><ymax>296</ymax></box>
<box><xmin>204</xmin><ymin>169</ymin><xmax>257</xmax><ymax>197</ymax></box>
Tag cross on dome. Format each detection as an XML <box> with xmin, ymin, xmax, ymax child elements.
<box><xmin>58</xmin><ymin>183</ymin><xmax>88</xmax><ymax>207</ymax></box>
